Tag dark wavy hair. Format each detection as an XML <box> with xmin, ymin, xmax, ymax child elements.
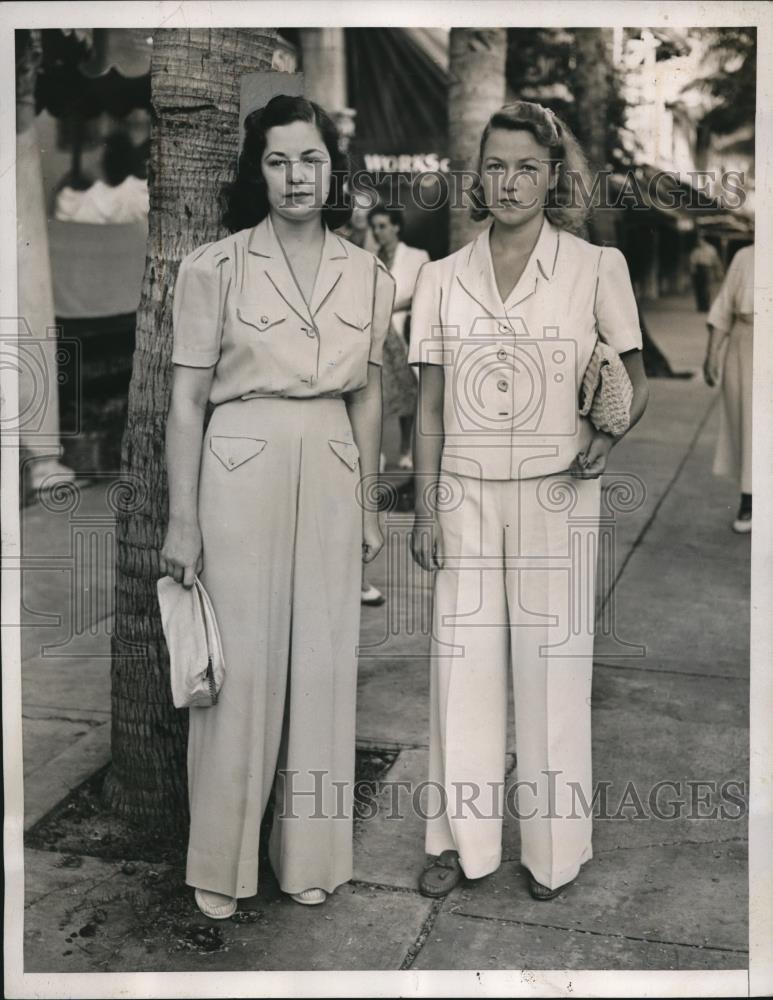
<box><xmin>222</xmin><ymin>94</ymin><xmax>352</xmax><ymax>233</ymax></box>
<box><xmin>368</xmin><ymin>204</ymin><xmax>403</xmax><ymax>231</ymax></box>
<box><xmin>470</xmin><ymin>101</ymin><xmax>592</xmax><ymax>235</ymax></box>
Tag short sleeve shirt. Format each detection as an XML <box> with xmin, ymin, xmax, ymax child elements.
<box><xmin>171</xmin><ymin>215</ymin><xmax>395</xmax><ymax>403</ymax></box>
<box><xmin>407</xmin><ymin>219</ymin><xmax>643</xmax><ymax>480</ymax></box>
<box><xmin>707</xmin><ymin>244</ymin><xmax>754</xmax><ymax>333</ymax></box>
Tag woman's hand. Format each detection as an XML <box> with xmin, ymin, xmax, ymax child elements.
<box><xmin>570</xmin><ymin>431</ymin><xmax>616</xmax><ymax>479</ymax></box>
<box><xmin>362</xmin><ymin>517</ymin><xmax>384</xmax><ymax>564</ymax></box>
<box><xmin>410</xmin><ymin>514</ymin><xmax>444</xmax><ymax>571</ymax></box>
<box><xmin>703</xmin><ymin>351</ymin><xmax>721</xmax><ymax>387</ymax></box>
<box><xmin>160</xmin><ymin>518</ymin><xmax>203</xmax><ymax>588</ymax></box>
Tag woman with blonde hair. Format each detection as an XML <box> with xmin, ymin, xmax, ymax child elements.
<box><xmin>408</xmin><ymin>101</ymin><xmax>649</xmax><ymax>900</ymax></box>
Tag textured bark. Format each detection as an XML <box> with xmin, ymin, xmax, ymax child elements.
<box><xmin>572</xmin><ymin>28</ymin><xmax>612</xmax><ymax>175</ymax></box>
<box><xmin>448</xmin><ymin>28</ymin><xmax>507</xmax><ymax>252</ymax></box>
<box><xmin>105</xmin><ymin>29</ymin><xmax>276</xmax><ymax>828</ymax></box>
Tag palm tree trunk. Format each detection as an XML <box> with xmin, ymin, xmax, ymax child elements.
<box><xmin>572</xmin><ymin>28</ymin><xmax>612</xmax><ymax>176</ymax></box>
<box><xmin>448</xmin><ymin>28</ymin><xmax>507</xmax><ymax>252</ymax></box>
<box><xmin>104</xmin><ymin>28</ymin><xmax>276</xmax><ymax>829</ymax></box>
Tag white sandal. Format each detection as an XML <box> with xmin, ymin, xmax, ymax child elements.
<box><xmin>289</xmin><ymin>888</ymin><xmax>327</xmax><ymax>906</ymax></box>
<box><xmin>195</xmin><ymin>888</ymin><xmax>237</xmax><ymax>919</ymax></box>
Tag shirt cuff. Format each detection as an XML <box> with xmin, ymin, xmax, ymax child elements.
<box><xmin>609</xmin><ymin>329</ymin><xmax>644</xmax><ymax>354</ymax></box>
<box><xmin>171</xmin><ymin>346</ymin><xmax>220</xmax><ymax>367</ymax></box>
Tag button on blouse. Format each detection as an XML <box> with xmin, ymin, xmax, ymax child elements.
<box><xmin>407</xmin><ymin>219</ymin><xmax>644</xmax><ymax>480</ymax></box>
<box><xmin>171</xmin><ymin>215</ymin><xmax>395</xmax><ymax>403</ymax></box>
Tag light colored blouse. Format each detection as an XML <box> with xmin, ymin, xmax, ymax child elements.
<box><xmin>172</xmin><ymin>214</ymin><xmax>395</xmax><ymax>404</ymax></box>
<box><xmin>407</xmin><ymin>219</ymin><xmax>643</xmax><ymax>480</ymax></box>
<box><xmin>389</xmin><ymin>240</ymin><xmax>431</xmax><ymax>340</ymax></box>
<box><xmin>707</xmin><ymin>244</ymin><xmax>755</xmax><ymax>332</ymax></box>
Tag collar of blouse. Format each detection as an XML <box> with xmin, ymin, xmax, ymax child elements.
<box><xmin>245</xmin><ymin>213</ymin><xmax>351</xmax><ymax>327</ymax></box>
<box><xmin>456</xmin><ymin>216</ymin><xmax>560</xmax><ymax>320</ymax></box>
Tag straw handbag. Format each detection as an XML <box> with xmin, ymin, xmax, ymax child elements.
<box><xmin>578</xmin><ymin>250</ymin><xmax>635</xmax><ymax>437</ymax></box>
<box><xmin>157</xmin><ymin>574</ymin><xmax>225</xmax><ymax>708</ymax></box>
<box><xmin>578</xmin><ymin>338</ymin><xmax>634</xmax><ymax>437</ymax></box>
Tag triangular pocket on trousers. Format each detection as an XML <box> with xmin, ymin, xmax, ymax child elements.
<box><xmin>328</xmin><ymin>438</ymin><xmax>360</xmax><ymax>471</ymax></box>
<box><xmin>209</xmin><ymin>435</ymin><xmax>267</xmax><ymax>470</ymax></box>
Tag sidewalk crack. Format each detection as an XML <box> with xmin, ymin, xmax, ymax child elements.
<box><xmin>348</xmin><ymin>879</ymin><xmax>451</xmax><ymax>968</ymax></box>
<box><xmin>448</xmin><ymin>908</ymin><xmax>748</xmax><ymax>955</ymax></box>
<box><xmin>594</xmin><ymin>835</ymin><xmax>747</xmax><ymax>854</ymax></box>
<box><xmin>22</xmin><ymin>713</ymin><xmax>105</xmax><ymax>727</ymax></box>
<box><xmin>399</xmin><ymin>897</ymin><xmax>445</xmax><ymax>970</ymax></box>
<box><xmin>592</xmin><ymin>659</ymin><xmax>747</xmax><ymax>682</ymax></box>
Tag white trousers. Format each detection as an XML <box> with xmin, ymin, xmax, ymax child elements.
<box><xmin>426</xmin><ymin>472</ymin><xmax>601</xmax><ymax>890</ymax></box>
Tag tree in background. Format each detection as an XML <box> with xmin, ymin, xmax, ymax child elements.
<box><xmin>448</xmin><ymin>28</ymin><xmax>507</xmax><ymax>251</ymax></box>
<box><xmin>506</xmin><ymin>28</ymin><xmax>630</xmax><ymax>174</ymax></box>
<box><xmin>105</xmin><ymin>29</ymin><xmax>277</xmax><ymax>829</ymax></box>
<box><xmin>695</xmin><ymin>27</ymin><xmax>756</xmax><ymax>135</ymax></box>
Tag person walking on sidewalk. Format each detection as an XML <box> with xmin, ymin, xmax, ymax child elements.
<box><xmin>368</xmin><ymin>205</ymin><xmax>429</xmax><ymax>471</ymax></box>
<box><xmin>408</xmin><ymin>102</ymin><xmax>649</xmax><ymax>901</ymax></box>
<box><xmin>703</xmin><ymin>242</ymin><xmax>755</xmax><ymax>533</ymax></box>
<box><xmin>689</xmin><ymin>234</ymin><xmax>723</xmax><ymax>313</ymax></box>
<box><xmin>358</xmin><ymin>206</ymin><xmax>427</xmax><ymax>607</ymax></box>
<box><xmin>160</xmin><ymin>95</ymin><xmax>392</xmax><ymax>919</ymax></box>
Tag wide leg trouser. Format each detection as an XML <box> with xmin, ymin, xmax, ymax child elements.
<box><xmin>186</xmin><ymin>396</ymin><xmax>362</xmax><ymax>898</ymax></box>
<box><xmin>425</xmin><ymin>472</ymin><xmax>601</xmax><ymax>890</ymax></box>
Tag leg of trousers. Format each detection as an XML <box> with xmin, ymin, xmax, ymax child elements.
<box><xmin>426</xmin><ymin>472</ymin><xmax>600</xmax><ymax>889</ymax></box>
<box><xmin>186</xmin><ymin>397</ymin><xmax>362</xmax><ymax>898</ymax></box>
<box><xmin>714</xmin><ymin>322</ymin><xmax>753</xmax><ymax>495</ymax></box>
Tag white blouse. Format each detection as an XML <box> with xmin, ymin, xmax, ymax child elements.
<box><xmin>407</xmin><ymin>219</ymin><xmax>643</xmax><ymax>480</ymax></box>
<box><xmin>707</xmin><ymin>244</ymin><xmax>755</xmax><ymax>332</ymax></box>
<box><xmin>171</xmin><ymin>215</ymin><xmax>395</xmax><ymax>404</ymax></box>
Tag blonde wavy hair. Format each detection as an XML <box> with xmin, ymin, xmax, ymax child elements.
<box><xmin>470</xmin><ymin>101</ymin><xmax>592</xmax><ymax>235</ymax></box>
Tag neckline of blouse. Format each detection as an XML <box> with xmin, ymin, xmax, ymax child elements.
<box><xmin>268</xmin><ymin>213</ymin><xmax>327</xmax><ymax>313</ymax></box>
<box><xmin>482</xmin><ymin>216</ymin><xmax>558</xmax><ymax>313</ymax></box>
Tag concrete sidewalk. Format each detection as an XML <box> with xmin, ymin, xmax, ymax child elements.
<box><xmin>19</xmin><ymin>295</ymin><xmax>750</xmax><ymax>972</ymax></box>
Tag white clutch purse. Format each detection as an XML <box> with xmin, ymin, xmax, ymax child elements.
<box><xmin>156</xmin><ymin>574</ymin><xmax>225</xmax><ymax>708</ymax></box>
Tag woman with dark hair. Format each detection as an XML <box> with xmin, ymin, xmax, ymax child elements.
<box><xmin>160</xmin><ymin>95</ymin><xmax>394</xmax><ymax>918</ymax></box>
<box><xmin>408</xmin><ymin>101</ymin><xmax>649</xmax><ymax>901</ymax></box>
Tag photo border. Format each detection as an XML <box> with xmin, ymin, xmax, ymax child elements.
<box><xmin>2</xmin><ymin>2</ymin><xmax>770</xmax><ymax>996</ymax></box>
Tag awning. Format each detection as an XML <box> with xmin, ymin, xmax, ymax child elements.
<box><xmin>35</xmin><ymin>29</ymin><xmax>151</xmax><ymax>119</ymax></box>
<box><xmin>607</xmin><ymin>165</ymin><xmax>730</xmax><ymax>230</ymax></box>
<box><xmin>345</xmin><ymin>28</ymin><xmax>448</xmax><ymax>159</ymax></box>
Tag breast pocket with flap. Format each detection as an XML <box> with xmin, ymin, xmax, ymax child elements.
<box><xmin>235</xmin><ymin>308</ymin><xmax>287</xmax><ymax>333</ymax></box>
<box><xmin>334</xmin><ymin>312</ymin><xmax>372</xmax><ymax>333</ymax></box>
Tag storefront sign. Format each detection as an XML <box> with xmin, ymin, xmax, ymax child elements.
<box><xmin>362</xmin><ymin>152</ymin><xmax>450</xmax><ymax>174</ymax></box>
